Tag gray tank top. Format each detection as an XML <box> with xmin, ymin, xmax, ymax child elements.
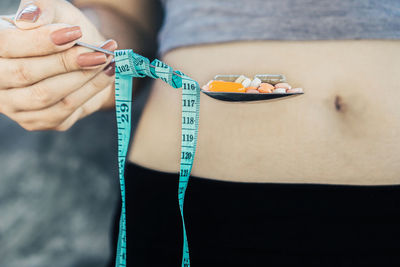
<box><xmin>158</xmin><ymin>0</ymin><xmax>400</xmax><ymax>55</ymax></box>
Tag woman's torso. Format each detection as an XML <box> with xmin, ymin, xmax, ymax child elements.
<box><xmin>128</xmin><ymin>40</ymin><xmax>400</xmax><ymax>185</ymax></box>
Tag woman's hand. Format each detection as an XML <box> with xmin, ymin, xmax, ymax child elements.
<box><xmin>0</xmin><ymin>0</ymin><xmax>118</xmax><ymax>131</ymax></box>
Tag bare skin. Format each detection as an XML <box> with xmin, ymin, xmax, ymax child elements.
<box><xmin>129</xmin><ymin>40</ymin><xmax>400</xmax><ymax>185</ymax></box>
<box><xmin>71</xmin><ymin>0</ymin><xmax>400</xmax><ymax>185</ymax></box>
<box><xmin>2</xmin><ymin>1</ymin><xmax>399</xmax><ymax>185</ymax></box>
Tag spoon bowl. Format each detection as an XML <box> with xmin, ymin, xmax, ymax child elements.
<box><xmin>201</xmin><ymin>90</ymin><xmax>304</xmax><ymax>102</ymax></box>
<box><xmin>201</xmin><ymin>74</ymin><xmax>304</xmax><ymax>102</ymax></box>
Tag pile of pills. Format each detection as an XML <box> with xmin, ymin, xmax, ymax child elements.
<box><xmin>202</xmin><ymin>75</ymin><xmax>303</xmax><ymax>94</ymax></box>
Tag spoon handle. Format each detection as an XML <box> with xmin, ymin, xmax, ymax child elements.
<box><xmin>75</xmin><ymin>41</ymin><xmax>115</xmax><ymax>56</ymax></box>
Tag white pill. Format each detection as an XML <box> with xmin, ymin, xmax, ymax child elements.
<box><xmin>273</xmin><ymin>88</ymin><xmax>286</xmax><ymax>94</ymax></box>
<box><xmin>250</xmin><ymin>78</ymin><xmax>262</xmax><ymax>88</ymax></box>
<box><xmin>235</xmin><ymin>75</ymin><xmax>248</xmax><ymax>84</ymax></box>
<box><xmin>275</xmin><ymin>83</ymin><xmax>292</xmax><ymax>90</ymax></box>
<box><xmin>242</xmin><ymin>78</ymin><xmax>252</xmax><ymax>88</ymax></box>
<box><xmin>202</xmin><ymin>80</ymin><xmax>213</xmax><ymax>91</ymax></box>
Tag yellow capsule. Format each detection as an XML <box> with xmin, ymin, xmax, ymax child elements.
<box><xmin>208</xmin><ymin>81</ymin><xmax>246</xmax><ymax>93</ymax></box>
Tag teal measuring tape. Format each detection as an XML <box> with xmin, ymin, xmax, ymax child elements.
<box><xmin>114</xmin><ymin>49</ymin><xmax>200</xmax><ymax>267</ymax></box>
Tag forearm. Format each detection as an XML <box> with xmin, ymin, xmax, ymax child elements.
<box><xmin>73</xmin><ymin>2</ymin><xmax>159</xmax><ymax>57</ymax></box>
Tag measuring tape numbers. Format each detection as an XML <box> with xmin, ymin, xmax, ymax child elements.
<box><xmin>114</xmin><ymin>49</ymin><xmax>200</xmax><ymax>267</ymax></box>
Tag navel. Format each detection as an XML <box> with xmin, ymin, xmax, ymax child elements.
<box><xmin>334</xmin><ymin>95</ymin><xmax>346</xmax><ymax>112</ymax></box>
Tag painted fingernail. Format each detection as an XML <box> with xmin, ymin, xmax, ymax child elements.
<box><xmin>77</xmin><ymin>52</ymin><xmax>107</xmax><ymax>67</ymax></box>
<box><xmin>51</xmin><ymin>26</ymin><xmax>82</xmax><ymax>46</ymax></box>
<box><xmin>104</xmin><ymin>62</ymin><xmax>115</xmax><ymax>76</ymax></box>
<box><xmin>101</xmin><ymin>40</ymin><xmax>118</xmax><ymax>51</ymax></box>
<box><xmin>16</xmin><ymin>4</ymin><xmax>41</xmax><ymax>23</ymax></box>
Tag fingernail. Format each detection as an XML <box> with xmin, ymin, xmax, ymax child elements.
<box><xmin>103</xmin><ymin>62</ymin><xmax>115</xmax><ymax>76</ymax></box>
<box><xmin>77</xmin><ymin>52</ymin><xmax>107</xmax><ymax>67</ymax></box>
<box><xmin>16</xmin><ymin>4</ymin><xmax>41</xmax><ymax>23</ymax></box>
<box><xmin>101</xmin><ymin>40</ymin><xmax>118</xmax><ymax>51</ymax></box>
<box><xmin>51</xmin><ymin>26</ymin><xmax>82</xmax><ymax>46</ymax></box>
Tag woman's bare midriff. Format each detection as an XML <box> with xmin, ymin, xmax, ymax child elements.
<box><xmin>128</xmin><ymin>40</ymin><xmax>400</xmax><ymax>185</ymax></box>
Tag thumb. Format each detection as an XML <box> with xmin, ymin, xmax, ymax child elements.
<box><xmin>14</xmin><ymin>0</ymin><xmax>56</xmax><ymax>29</ymax></box>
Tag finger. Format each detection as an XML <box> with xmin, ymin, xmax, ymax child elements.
<box><xmin>56</xmin><ymin>84</ymin><xmax>114</xmax><ymax>132</ymax></box>
<box><xmin>56</xmin><ymin>66</ymin><xmax>115</xmax><ymax>117</ymax></box>
<box><xmin>0</xmin><ymin>23</ymin><xmax>82</xmax><ymax>58</ymax></box>
<box><xmin>0</xmin><ymin>66</ymin><xmax>102</xmax><ymax>112</ymax></box>
<box><xmin>0</xmin><ymin>16</ymin><xmax>16</xmax><ymax>26</ymax></box>
<box><xmin>53</xmin><ymin>106</ymin><xmax>83</xmax><ymax>132</ymax></box>
<box><xmin>14</xmin><ymin>0</ymin><xmax>55</xmax><ymax>29</ymax></box>
<box><xmin>0</xmin><ymin>39</ymin><xmax>117</xmax><ymax>89</ymax></box>
<box><xmin>11</xmin><ymin>67</ymin><xmax>115</xmax><ymax>131</ymax></box>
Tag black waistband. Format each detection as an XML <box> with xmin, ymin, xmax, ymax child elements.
<box><xmin>121</xmin><ymin>161</ymin><xmax>400</xmax><ymax>266</ymax></box>
<box><xmin>125</xmin><ymin>160</ymin><xmax>400</xmax><ymax>189</ymax></box>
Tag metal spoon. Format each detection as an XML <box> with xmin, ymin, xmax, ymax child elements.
<box><xmin>76</xmin><ymin>41</ymin><xmax>115</xmax><ymax>56</ymax></box>
<box><xmin>76</xmin><ymin>42</ymin><xmax>304</xmax><ymax>102</ymax></box>
<box><xmin>202</xmin><ymin>74</ymin><xmax>304</xmax><ymax>102</ymax></box>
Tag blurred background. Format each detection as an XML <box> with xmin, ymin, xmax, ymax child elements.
<box><xmin>0</xmin><ymin>1</ymin><xmax>123</xmax><ymax>266</ymax></box>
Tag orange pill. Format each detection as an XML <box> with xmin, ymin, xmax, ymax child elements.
<box><xmin>258</xmin><ymin>83</ymin><xmax>274</xmax><ymax>93</ymax></box>
<box><xmin>258</xmin><ymin>88</ymin><xmax>272</xmax><ymax>93</ymax></box>
<box><xmin>208</xmin><ymin>80</ymin><xmax>246</xmax><ymax>93</ymax></box>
